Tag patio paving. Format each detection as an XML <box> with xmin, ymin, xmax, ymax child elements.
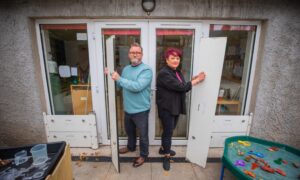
<box><xmin>71</xmin><ymin>145</ymin><xmax>235</xmax><ymax>180</ymax></box>
<box><xmin>72</xmin><ymin>161</ymin><xmax>237</xmax><ymax>180</ymax></box>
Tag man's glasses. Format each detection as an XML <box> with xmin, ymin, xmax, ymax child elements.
<box><xmin>129</xmin><ymin>52</ymin><xmax>142</xmax><ymax>55</ymax></box>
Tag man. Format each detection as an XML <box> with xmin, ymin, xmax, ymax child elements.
<box><xmin>108</xmin><ymin>43</ymin><xmax>152</xmax><ymax>167</ymax></box>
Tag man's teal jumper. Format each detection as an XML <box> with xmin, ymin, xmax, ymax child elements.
<box><xmin>117</xmin><ymin>63</ymin><xmax>153</xmax><ymax>114</ymax></box>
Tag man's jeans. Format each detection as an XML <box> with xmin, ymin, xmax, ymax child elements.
<box><xmin>125</xmin><ymin>110</ymin><xmax>149</xmax><ymax>158</ymax></box>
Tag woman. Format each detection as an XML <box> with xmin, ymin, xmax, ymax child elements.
<box><xmin>156</xmin><ymin>48</ymin><xmax>206</xmax><ymax>171</ymax></box>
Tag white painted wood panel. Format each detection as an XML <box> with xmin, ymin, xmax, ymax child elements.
<box><xmin>106</xmin><ymin>36</ymin><xmax>120</xmax><ymax>173</ymax></box>
<box><xmin>210</xmin><ymin>132</ymin><xmax>245</xmax><ymax>147</ymax></box>
<box><xmin>43</xmin><ymin>113</ymin><xmax>98</xmax><ymax>149</ymax></box>
<box><xmin>212</xmin><ymin>116</ymin><xmax>250</xmax><ymax>133</ymax></box>
<box><xmin>44</xmin><ymin>115</ymin><xmax>93</xmax><ymax>132</ymax></box>
<box><xmin>48</xmin><ymin>132</ymin><xmax>92</xmax><ymax>147</ymax></box>
<box><xmin>186</xmin><ymin>37</ymin><xmax>227</xmax><ymax>168</ymax></box>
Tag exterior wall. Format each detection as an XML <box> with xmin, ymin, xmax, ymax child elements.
<box><xmin>0</xmin><ymin>0</ymin><xmax>299</xmax><ymax>148</ymax></box>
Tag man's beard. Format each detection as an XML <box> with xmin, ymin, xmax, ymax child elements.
<box><xmin>130</xmin><ymin>58</ymin><xmax>141</xmax><ymax>66</ymax></box>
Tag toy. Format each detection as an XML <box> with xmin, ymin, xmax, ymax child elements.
<box><xmin>234</xmin><ymin>160</ymin><xmax>246</xmax><ymax>167</ymax></box>
<box><xmin>261</xmin><ymin>165</ymin><xmax>275</xmax><ymax>173</ymax></box>
<box><xmin>248</xmin><ymin>150</ymin><xmax>264</xmax><ymax>158</ymax></box>
<box><xmin>249</xmin><ymin>155</ymin><xmax>259</xmax><ymax>161</ymax></box>
<box><xmin>282</xmin><ymin>160</ymin><xmax>288</xmax><ymax>164</ymax></box>
<box><xmin>251</xmin><ymin>162</ymin><xmax>259</xmax><ymax>170</ymax></box>
<box><xmin>238</xmin><ymin>140</ymin><xmax>251</xmax><ymax>147</ymax></box>
<box><xmin>275</xmin><ymin>168</ymin><xmax>286</xmax><ymax>176</ymax></box>
<box><xmin>257</xmin><ymin>158</ymin><xmax>267</xmax><ymax>164</ymax></box>
<box><xmin>274</xmin><ymin>158</ymin><xmax>282</xmax><ymax>165</ymax></box>
<box><xmin>243</xmin><ymin>170</ymin><xmax>256</xmax><ymax>178</ymax></box>
<box><xmin>267</xmin><ymin>146</ymin><xmax>279</xmax><ymax>152</ymax></box>
<box><xmin>237</xmin><ymin>149</ymin><xmax>245</xmax><ymax>156</ymax></box>
<box><xmin>245</xmin><ymin>156</ymin><xmax>252</xmax><ymax>162</ymax></box>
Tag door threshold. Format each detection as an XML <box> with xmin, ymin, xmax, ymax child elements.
<box><xmin>71</xmin><ymin>145</ymin><xmax>224</xmax><ymax>158</ymax></box>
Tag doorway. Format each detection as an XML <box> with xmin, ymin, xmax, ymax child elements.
<box><xmin>95</xmin><ymin>21</ymin><xmax>228</xmax><ymax>170</ymax></box>
<box><xmin>96</xmin><ymin>22</ymin><xmax>204</xmax><ymax>146</ymax></box>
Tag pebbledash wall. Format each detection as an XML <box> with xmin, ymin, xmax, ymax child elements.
<box><xmin>0</xmin><ymin>0</ymin><xmax>299</xmax><ymax>148</ymax></box>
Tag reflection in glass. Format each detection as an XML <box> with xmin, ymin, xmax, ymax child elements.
<box><xmin>210</xmin><ymin>25</ymin><xmax>256</xmax><ymax>115</ymax></box>
<box><xmin>102</xmin><ymin>29</ymin><xmax>141</xmax><ymax>138</ymax></box>
<box><xmin>40</xmin><ymin>24</ymin><xmax>92</xmax><ymax>115</ymax></box>
<box><xmin>155</xmin><ymin>29</ymin><xmax>194</xmax><ymax>139</ymax></box>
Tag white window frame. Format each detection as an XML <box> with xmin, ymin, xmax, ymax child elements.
<box><xmin>35</xmin><ymin>19</ymin><xmax>104</xmax><ymax>144</ymax></box>
<box><xmin>202</xmin><ymin>20</ymin><xmax>261</xmax><ymax>116</ymax></box>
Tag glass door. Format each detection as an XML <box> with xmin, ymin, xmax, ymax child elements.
<box><xmin>95</xmin><ymin>22</ymin><xmax>148</xmax><ymax>143</ymax></box>
<box><xmin>103</xmin><ymin>28</ymin><xmax>142</xmax><ymax>139</ymax></box>
<box><xmin>95</xmin><ymin>22</ymin><xmax>148</xmax><ymax>172</ymax></box>
<box><xmin>148</xmin><ymin>22</ymin><xmax>201</xmax><ymax>145</ymax></box>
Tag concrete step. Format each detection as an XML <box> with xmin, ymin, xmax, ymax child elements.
<box><xmin>71</xmin><ymin>145</ymin><xmax>224</xmax><ymax>162</ymax></box>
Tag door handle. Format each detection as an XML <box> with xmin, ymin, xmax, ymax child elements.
<box><xmin>197</xmin><ymin>103</ymin><xmax>206</xmax><ymax>114</ymax></box>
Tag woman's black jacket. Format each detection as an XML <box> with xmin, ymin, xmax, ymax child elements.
<box><xmin>156</xmin><ymin>66</ymin><xmax>192</xmax><ymax>115</ymax></box>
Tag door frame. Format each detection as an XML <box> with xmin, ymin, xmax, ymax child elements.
<box><xmin>94</xmin><ymin>20</ymin><xmax>206</xmax><ymax>145</ymax></box>
<box><xmin>35</xmin><ymin>19</ymin><xmax>261</xmax><ymax>146</ymax></box>
<box><xmin>94</xmin><ymin>21</ymin><xmax>149</xmax><ymax>145</ymax></box>
<box><xmin>94</xmin><ymin>20</ymin><xmax>261</xmax><ymax>145</ymax></box>
<box><xmin>148</xmin><ymin>21</ymin><xmax>204</xmax><ymax>145</ymax></box>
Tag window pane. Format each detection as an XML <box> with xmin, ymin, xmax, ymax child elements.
<box><xmin>41</xmin><ymin>24</ymin><xmax>92</xmax><ymax>115</ymax></box>
<box><xmin>210</xmin><ymin>25</ymin><xmax>256</xmax><ymax>115</ymax></box>
<box><xmin>155</xmin><ymin>29</ymin><xmax>194</xmax><ymax>138</ymax></box>
<box><xmin>102</xmin><ymin>29</ymin><xmax>141</xmax><ymax>138</ymax></box>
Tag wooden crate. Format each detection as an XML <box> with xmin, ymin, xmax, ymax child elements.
<box><xmin>71</xmin><ymin>84</ymin><xmax>93</xmax><ymax>115</ymax></box>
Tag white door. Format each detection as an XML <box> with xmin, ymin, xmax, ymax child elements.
<box><xmin>186</xmin><ymin>37</ymin><xmax>227</xmax><ymax>168</ymax></box>
<box><xmin>105</xmin><ymin>35</ymin><xmax>120</xmax><ymax>172</ymax></box>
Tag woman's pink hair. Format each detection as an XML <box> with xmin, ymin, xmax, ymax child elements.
<box><xmin>164</xmin><ymin>48</ymin><xmax>182</xmax><ymax>60</ymax></box>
